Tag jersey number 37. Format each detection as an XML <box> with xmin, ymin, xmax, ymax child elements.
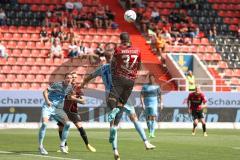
<box><xmin>121</xmin><ymin>55</ymin><xmax>138</xmax><ymax>70</ymax></box>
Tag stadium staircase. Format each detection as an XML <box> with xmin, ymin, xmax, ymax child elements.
<box><xmin>100</xmin><ymin>0</ymin><xmax>176</xmax><ymax>91</ymax></box>
<box><xmin>141</xmin><ymin>0</ymin><xmax>240</xmax><ymax>91</ymax></box>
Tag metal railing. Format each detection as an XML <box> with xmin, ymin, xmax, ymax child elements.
<box><xmin>161</xmin><ymin>78</ymin><xmax>240</xmax><ymax>92</ymax></box>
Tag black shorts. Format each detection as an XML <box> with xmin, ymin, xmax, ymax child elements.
<box><xmin>109</xmin><ymin>75</ymin><xmax>134</xmax><ymax>106</ymax></box>
<box><xmin>192</xmin><ymin>110</ymin><xmax>204</xmax><ymax>120</ymax></box>
<box><xmin>57</xmin><ymin>108</ymin><xmax>81</xmax><ymax>126</ymax></box>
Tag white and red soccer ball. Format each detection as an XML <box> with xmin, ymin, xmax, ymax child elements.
<box><xmin>124</xmin><ymin>10</ymin><xmax>137</xmax><ymax>23</ymax></box>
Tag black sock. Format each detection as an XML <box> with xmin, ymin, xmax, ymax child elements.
<box><xmin>202</xmin><ymin>124</ymin><xmax>206</xmax><ymax>132</ymax></box>
<box><xmin>78</xmin><ymin>127</ymin><xmax>88</xmax><ymax>145</ymax></box>
<box><xmin>58</xmin><ymin>131</ymin><xmax>67</xmax><ymax>146</ymax></box>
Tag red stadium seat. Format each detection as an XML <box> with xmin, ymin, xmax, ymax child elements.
<box><xmin>6</xmin><ymin>57</ymin><xmax>16</xmax><ymax>65</ymax></box>
<box><xmin>31</xmin><ymin>83</ymin><xmax>41</xmax><ymax>89</ymax></box>
<box><xmin>0</xmin><ymin>74</ymin><xmax>6</xmax><ymax>82</ymax></box>
<box><xmin>12</xmin><ymin>49</ymin><xmax>21</xmax><ymax>56</ymax></box>
<box><xmin>11</xmin><ymin>66</ymin><xmax>21</xmax><ymax>73</ymax></box>
<box><xmin>218</xmin><ymin>61</ymin><xmax>228</xmax><ymax>69</ymax></box>
<box><xmin>1</xmin><ymin>65</ymin><xmax>11</xmax><ymax>73</ymax></box>
<box><xmin>21</xmin><ymin>49</ymin><xmax>31</xmax><ymax>57</ymax></box>
<box><xmin>30</xmin><ymin>66</ymin><xmax>40</xmax><ymax>73</ymax></box>
<box><xmin>6</xmin><ymin>74</ymin><xmax>16</xmax><ymax>82</ymax></box>
<box><xmin>1</xmin><ymin>83</ymin><xmax>11</xmax><ymax>89</ymax></box>
<box><xmin>16</xmin><ymin>57</ymin><xmax>26</xmax><ymax>65</ymax></box>
<box><xmin>21</xmin><ymin>66</ymin><xmax>30</xmax><ymax>74</ymax></box>
<box><xmin>21</xmin><ymin>33</ymin><xmax>31</xmax><ymax>41</ymax></box>
<box><xmin>26</xmin><ymin>57</ymin><xmax>35</xmax><ymax>65</ymax></box>
<box><xmin>11</xmin><ymin>83</ymin><xmax>21</xmax><ymax>89</ymax></box>
<box><xmin>224</xmin><ymin>69</ymin><xmax>234</xmax><ymax>77</ymax></box>
<box><xmin>26</xmin><ymin>74</ymin><xmax>35</xmax><ymax>82</ymax></box>
<box><xmin>230</xmin><ymin>78</ymin><xmax>240</xmax><ymax>85</ymax></box>
<box><xmin>35</xmin><ymin>58</ymin><xmax>45</xmax><ymax>65</ymax></box>
<box><xmin>12</xmin><ymin>33</ymin><xmax>22</xmax><ymax>41</ymax></box>
<box><xmin>35</xmin><ymin>75</ymin><xmax>45</xmax><ymax>82</ymax></box>
<box><xmin>21</xmin><ymin>83</ymin><xmax>31</xmax><ymax>89</ymax></box>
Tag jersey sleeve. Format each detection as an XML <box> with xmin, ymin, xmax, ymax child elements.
<box><xmin>90</xmin><ymin>66</ymin><xmax>102</xmax><ymax>78</ymax></box>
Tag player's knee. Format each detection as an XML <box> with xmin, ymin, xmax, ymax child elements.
<box><xmin>64</xmin><ymin>122</ymin><xmax>71</xmax><ymax>129</ymax></box>
<box><xmin>107</xmin><ymin>97</ymin><xmax>117</xmax><ymax>109</ymax></box>
<box><xmin>75</xmin><ymin>122</ymin><xmax>82</xmax><ymax>128</ymax></box>
<box><xmin>129</xmin><ymin>114</ymin><xmax>137</xmax><ymax>122</ymax></box>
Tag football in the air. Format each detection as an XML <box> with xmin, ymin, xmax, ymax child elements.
<box><xmin>124</xmin><ymin>10</ymin><xmax>137</xmax><ymax>23</ymax></box>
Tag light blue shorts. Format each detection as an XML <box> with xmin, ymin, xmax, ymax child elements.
<box><xmin>145</xmin><ymin>105</ymin><xmax>158</xmax><ymax>117</ymax></box>
<box><xmin>41</xmin><ymin>102</ymin><xmax>68</xmax><ymax>123</ymax></box>
<box><xmin>123</xmin><ymin>104</ymin><xmax>136</xmax><ymax>115</ymax></box>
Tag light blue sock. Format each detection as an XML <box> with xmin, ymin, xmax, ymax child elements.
<box><xmin>149</xmin><ymin>121</ymin><xmax>153</xmax><ymax>135</ymax></box>
<box><xmin>38</xmin><ymin>122</ymin><xmax>47</xmax><ymax>147</ymax></box>
<box><xmin>60</xmin><ymin>122</ymin><xmax>71</xmax><ymax>146</ymax></box>
<box><xmin>147</xmin><ymin>121</ymin><xmax>151</xmax><ymax>133</ymax></box>
<box><xmin>133</xmin><ymin>121</ymin><xmax>147</xmax><ymax>141</ymax></box>
<box><xmin>111</xmin><ymin>128</ymin><xmax>118</xmax><ymax>150</ymax></box>
<box><xmin>152</xmin><ymin>120</ymin><xmax>156</xmax><ymax>135</ymax></box>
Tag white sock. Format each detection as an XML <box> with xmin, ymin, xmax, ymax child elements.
<box><xmin>114</xmin><ymin>149</ymin><xmax>119</xmax><ymax>155</ymax></box>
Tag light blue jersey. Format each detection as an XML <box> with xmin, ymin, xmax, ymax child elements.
<box><xmin>91</xmin><ymin>64</ymin><xmax>112</xmax><ymax>92</ymax></box>
<box><xmin>42</xmin><ymin>81</ymin><xmax>72</xmax><ymax>118</ymax></box>
<box><xmin>141</xmin><ymin>84</ymin><xmax>160</xmax><ymax>106</ymax></box>
<box><xmin>46</xmin><ymin>81</ymin><xmax>73</xmax><ymax>108</ymax></box>
<box><xmin>141</xmin><ymin>84</ymin><xmax>160</xmax><ymax>116</ymax></box>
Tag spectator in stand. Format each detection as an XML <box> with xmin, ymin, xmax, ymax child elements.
<box><xmin>65</xmin><ymin>27</ymin><xmax>76</xmax><ymax>42</ymax></box>
<box><xmin>0</xmin><ymin>8</ymin><xmax>6</xmax><ymax>25</ymax></box>
<box><xmin>68</xmin><ymin>39</ymin><xmax>79</xmax><ymax>58</ymax></box>
<box><xmin>156</xmin><ymin>34</ymin><xmax>166</xmax><ymax>54</ymax></box>
<box><xmin>49</xmin><ymin>12</ymin><xmax>60</xmax><ymax>27</ymax></box>
<box><xmin>73</xmin><ymin>1</ymin><xmax>83</xmax><ymax>10</ymax></box>
<box><xmin>170</xmin><ymin>23</ymin><xmax>180</xmax><ymax>39</ymax></box>
<box><xmin>94</xmin><ymin>5</ymin><xmax>107</xmax><ymax>28</ymax></box>
<box><xmin>179</xmin><ymin>22</ymin><xmax>188</xmax><ymax>37</ymax></box>
<box><xmin>125</xmin><ymin>0</ymin><xmax>138</xmax><ymax>10</ymax></box>
<box><xmin>161</xmin><ymin>30</ymin><xmax>172</xmax><ymax>44</ymax></box>
<box><xmin>179</xmin><ymin>10</ymin><xmax>189</xmax><ymax>23</ymax></box>
<box><xmin>95</xmin><ymin>43</ymin><xmax>106</xmax><ymax>61</ymax></box>
<box><xmin>169</xmin><ymin>10</ymin><xmax>180</xmax><ymax>23</ymax></box>
<box><xmin>51</xmin><ymin>27</ymin><xmax>60</xmax><ymax>42</ymax></box>
<box><xmin>58</xmin><ymin>26</ymin><xmax>67</xmax><ymax>42</ymax></box>
<box><xmin>65</xmin><ymin>1</ymin><xmax>74</xmax><ymax>12</ymax></box>
<box><xmin>208</xmin><ymin>24</ymin><xmax>217</xmax><ymax>39</ymax></box>
<box><xmin>150</xmin><ymin>7</ymin><xmax>160</xmax><ymax>23</ymax></box>
<box><xmin>140</xmin><ymin>14</ymin><xmax>150</xmax><ymax>33</ymax></box>
<box><xmin>0</xmin><ymin>41</ymin><xmax>8</xmax><ymax>58</ymax></box>
<box><xmin>40</xmin><ymin>26</ymin><xmax>49</xmax><ymax>43</ymax></box>
<box><xmin>50</xmin><ymin>38</ymin><xmax>64</xmax><ymax>60</ymax></box>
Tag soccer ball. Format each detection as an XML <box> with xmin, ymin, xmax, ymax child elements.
<box><xmin>124</xmin><ymin>10</ymin><xmax>137</xmax><ymax>23</ymax></box>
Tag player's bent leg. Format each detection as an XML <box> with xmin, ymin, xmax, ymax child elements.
<box><xmin>56</xmin><ymin>121</ymin><xmax>68</xmax><ymax>152</ymax></box>
<box><xmin>74</xmin><ymin>122</ymin><xmax>96</xmax><ymax>152</ymax></box>
<box><xmin>109</xmin><ymin>126</ymin><xmax>117</xmax><ymax>143</ymax></box>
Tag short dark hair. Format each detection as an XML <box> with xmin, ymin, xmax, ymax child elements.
<box><xmin>64</xmin><ymin>73</ymin><xmax>72</xmax><ymax>78</ymax></box>
<box><xmin>120</xmin><ymin>32</ymin><xmax>130</xmax><ymax>43</ymax></box>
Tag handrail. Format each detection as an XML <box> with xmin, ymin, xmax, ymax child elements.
<box><xmin>161</xmin><ymin>78</ymin><xmax>240</xmax><ymax>92</ymax></box>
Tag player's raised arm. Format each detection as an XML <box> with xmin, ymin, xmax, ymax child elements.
<box><xmin>81</xmin><ymin>66</ymin><xmax>102</xmax><ymax>88</ymax></box>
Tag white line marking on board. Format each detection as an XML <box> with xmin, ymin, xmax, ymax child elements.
<box><xmin>0</xmin><ymin>150</ymin><xmax>83</xmax><ymax>160</ymax></box>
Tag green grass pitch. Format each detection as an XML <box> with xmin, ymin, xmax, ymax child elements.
<box><xmin>0</xmin><ymin>129</ymin><xmax>239</xmax><ymax>160</ymax></box>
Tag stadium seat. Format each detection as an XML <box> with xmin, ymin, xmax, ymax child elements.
<box><xmin>1</xmin><ymin>83</ymin><xmax>11</xmax><ymax>89</ymax></box>
<box><xmin>35</xmin><ymin>75</ymin><xmax>45</xmax><ymax>82</ymax></box>
<box><xmin>11</xmin><ymin>66</ymin><xmax>21</xmax><ymax>74</ymax></box>
<box><xmin>0</xmin><ymin>74</ymin><xmax>6</xmax><ymax>82</ymax></box>
<box><xmin>31</xmin><ymin>83</ymin><xmax>40</xmax><ymax>89</ymax></box>
<box><xmin>11</xmin><ymin>83</ymin><xmax>21</xmax><ymax>89</ymax></box>
<box><xmin>21</xmin><ymin>83</ymin><xmax>31</xmax><ymax>89</ymax></box>
<box><xmin>1</xmin><ymin>65</ymin><xmax>11</xmax><ymax>73</ymax></box>
<box><xmin>6</xmin><ymin>74</ymin><xmax>16</xmax><ymax>82</ymax></box>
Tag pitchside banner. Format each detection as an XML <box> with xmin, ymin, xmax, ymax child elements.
<box><xmin>0</xmin><ymin>90</ymin><xmax>240</xmax><ymax>122</ymax></box>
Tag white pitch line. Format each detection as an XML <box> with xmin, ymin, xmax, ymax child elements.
<box><xmin>0</xmin><ymin>150</ymin><xmax>83</xmax><ymax>160</ymax></box>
